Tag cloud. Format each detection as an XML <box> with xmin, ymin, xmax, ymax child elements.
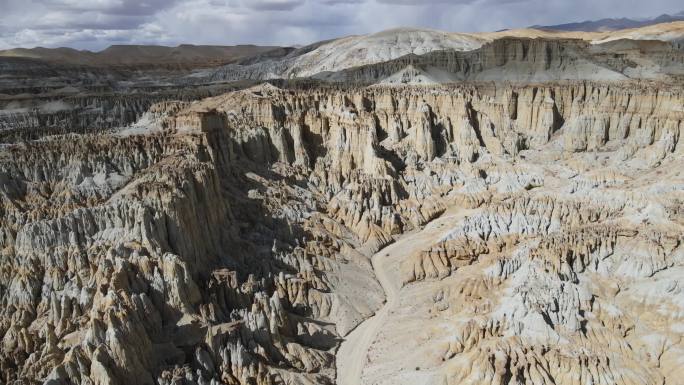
<box><xmin>247</xmin><ymin>0</ymin><xmax>306</xmax><ymax>11</ymax></box>
<box><xmin>376</xmin><ymin>0</ymin><xmax>473</xmax><ymax>4</ymax></box>
<box><xmin>0</xmin><ymin>0</ymin><xmax>682</xmax><ymax>50</ymax></box>
<box><xmin>49</xmin><ymin>0</ymin><xmax>180</xmax><ymax>16</ymax></box>
<box><xmin>321</xmin><ymin>0</ymin><xmax>365</xmax><ymax>4</ymax></box>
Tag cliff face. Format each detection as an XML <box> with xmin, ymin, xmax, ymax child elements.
<box><xmin>1</xmin><ymin>79</ymin><xmax>684</xmax><ymax>385</ymax></box>
<box><xmin>172</xmin><ymin>81</ymin><xmax>683</xmax><ymax>168</ymax></box>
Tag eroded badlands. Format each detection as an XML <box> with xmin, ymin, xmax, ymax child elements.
<box><xmin>2</xmin><ymin>80</ymin><xmax>684</xmax><ymax>385</ymax></box>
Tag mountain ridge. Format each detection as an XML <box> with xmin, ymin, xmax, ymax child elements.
<box><xmin>533</xmin><ymin>11</ymin><xmax>684</xmax><ymax>32</ymax></box>
<box><xmin>0</xmin><ymin>44</ymin><xmax>292</xmax><ymax>67</ymax></box>
<box><xmin>3</xmin><ymin>19</ymin><xmax>684</xmax><ymax>71</ymax></box>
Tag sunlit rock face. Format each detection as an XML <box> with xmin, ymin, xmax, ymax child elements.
<box><xmin>2</xmin><ymin>31</ymin><xmax>684</xmax><ymax>385</ymax></box>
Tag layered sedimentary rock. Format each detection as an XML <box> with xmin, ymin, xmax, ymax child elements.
<box><xmin>1</xmin><ymin>78</ymin><xmax>684</xmax><ymax>385</ymax></box>
<box><xmin>209</xmin><ymin>33</ymin><xmax>684</xmax><ymax>84</ymax></box>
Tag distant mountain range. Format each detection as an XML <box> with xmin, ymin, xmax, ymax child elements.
<box><xmin>534</xmin><ymin>11</ymin><xmax>684</xmax><ymax>32</ymax></box>
<box><xmin>0</xmin><ymin>44</ymin><xmax>291</xmax><ymax>67</ymax></box>
<box><xmin>2</xmin><ymin>14</ymin><xmax>684</xmax><ymax>71</ymax></box>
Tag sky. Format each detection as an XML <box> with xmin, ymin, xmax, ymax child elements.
<box><xmin>0</xmin><ymin>0</ymin><xmax>682</xmax><ymax>50</ymax></box>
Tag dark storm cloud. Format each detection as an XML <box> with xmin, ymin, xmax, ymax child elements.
<box><xmin>0</xmin><ymin>0</ymin><xmax>682</xmax><ymax>50</ymax></box>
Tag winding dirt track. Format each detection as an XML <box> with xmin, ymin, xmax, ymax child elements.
<box><xmin>336</xmin><ymin>209</ymin><xmax>466</xmax><ymax>385</ymax></box>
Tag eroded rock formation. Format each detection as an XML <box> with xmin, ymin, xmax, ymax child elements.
<box><xmin>1</xmin><ymin>78</ymin><xmax>684</xmax><ymax>385</ymax></box>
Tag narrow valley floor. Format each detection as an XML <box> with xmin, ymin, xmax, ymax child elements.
<box><xmin>336</xmin><ymin>207</ymin><xmax>471</xmax><ymax>385</ymax></box>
